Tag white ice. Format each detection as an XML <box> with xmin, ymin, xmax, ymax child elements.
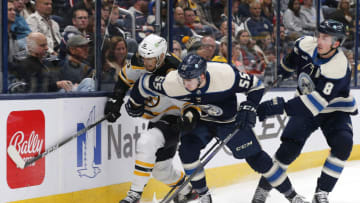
<box><xmin>150</xmin><ymin>160</ymin><xmax>360</xmax><ymax>203</ymax></box>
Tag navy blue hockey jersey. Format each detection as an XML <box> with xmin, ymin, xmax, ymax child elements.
<box><xmin>280</xmin><ymin>36</ymin><xmax>357</xmax><ymax>117</ymax></box>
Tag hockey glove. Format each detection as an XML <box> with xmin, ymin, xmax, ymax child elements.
<box><xmin>237</xmin><ymin>101</ymin><xmax>257</xmax><ymax>129</ymax></box>
<box><xmin>125</xmin><ymin>100</ymin><xmax>145</xmax><ymax>117</ymax></box>
<box><xmin>178</xmin><ymin>107</ymin><xmax>200</xmax><ymax>131</ymax></box>
<box><xmin>257</xmin><ymin>97</ymin><xmax>285</xmax><ymax>121</ymax></box>
<box><xmin>104</xmin><ymin>97</ymin><xmax>123</xmax><ymax>123</ymax></box>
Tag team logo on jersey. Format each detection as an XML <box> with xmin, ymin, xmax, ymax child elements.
<box><xmin>199</xmin><ymin>105</ymin><xmax>223</xmax><ymax>116</ymax></box>
<box><xmin>145</xmin><ymin>96</ymin><xmax>160</xmax><ymax>107</ymax></box>
<box><xmin>76</xmin><ymin>107</ymin><xmax>102</xmax><ymax>178</ymax></box>
<box><xmin>298</xmin><ymin>72</ymin><xmax>315</xmax><ymax>94</ymax></box>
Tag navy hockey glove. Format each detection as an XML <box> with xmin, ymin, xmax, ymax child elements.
<box><xmin>104</xmin><ymin>98</ymin><xmax>123</xmax><ymax>123</ymax></box>
<box><xmin>178</xmin><ymin>107</ymin><xmax>200</xmax><ymax>131</ymax></box>
<box><xmin>237</xmin><ymin>101</ymin><xmax>257</xmax><ymax>129</ymax></box>
<box><xmin>257</xmin><ymin>97</ymin><xmax>285</xmax><ymax>121</ymax></box>
<box><xmin>125</xmin><ymin>100</ymin><xmax>144</xmax><ymax>117</ymax></box>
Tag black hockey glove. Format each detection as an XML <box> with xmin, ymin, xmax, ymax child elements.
<box><xmin>257</xmin><ymin>97</ymin><xmax>285</xmax><ymax>121</ymax></box>
<box><xmin>104</xmin><ymin>97</ymin><xmax>123</xmax><ymax>123</ymax></box>
<box><xmin>125</xmin><ymin>100</ymin><xmax>144</xmax><ymax>117</ymax></box>
<box><xmin>237</xmin><ymin>101</ymin><xmax>257</xmax><ymax>129</ymax></box>
<box><xmin>177</xmin><ymin>107</ymin><xmax>200</xmax><ymax>131</ymax></box>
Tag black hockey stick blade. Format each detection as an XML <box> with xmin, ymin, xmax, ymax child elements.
<box><xmin>7</xmin><ymin>114</ymin><xmax>110</xmax><ymax>169</ymax></box>
<box><xmin>158</xmin><ymin>128</ymin><xmax>240</xmax><ymax>203</ymax></box>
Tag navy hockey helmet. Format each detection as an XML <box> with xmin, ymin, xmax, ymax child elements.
<box><xmin>318</xmin><ymin>19</ymin><xmax>346</xmax><ymax>44</ymax></box>
<box><xmin>178</xmin><ymin>54</ymin><xmax>207</xmax><ymax>79</ymax></box>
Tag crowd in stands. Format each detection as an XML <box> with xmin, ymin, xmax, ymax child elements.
<box><xmin>6</xmin><ymin>0</ymin><xmax>360</xmax><ymax>93</ymax></box>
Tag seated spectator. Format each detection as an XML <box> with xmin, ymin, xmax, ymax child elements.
<box><xmin>21</xmin><ymin>0</ymin><xmax>35</xmax><ymax>19</ymax></box>
<box><xmin>244</xmin><ymin>0</ymin><xmax>273</xmax><ymax>39</ymax></box>
<box><xmin>11</xmin><ymin>0</ymin><xmax>32</xmax><ymax>41</ymax></box>
<box><xmin>211</xmin><ymin>36</ymin><xmax>242</xmax><ymax>69</ymax></box>
<box><xmin>184</xmin><ymin>35</ymin><xmax>217</xmax><ymax>61</ymax></box>
<box><xmin>26</xmin><ymin>0</ymin><xmax>61</xmax><ymax>55</ymax></box>
<box><xmin>10</xmin><ymin>32</ymin><xmax>65</xmax><ymax>93</ymax></box>
<box><xmin>283</xmin><ymin>0</ymin><xmax>312</xmax><ymax>37</ymax></box>
<box><xmin>218</xmin><ymin>21</ymin><xmax>236</xmax><ymax>41</ymax></box>
<box><xmin>8</xmin><ymin>1</ymin><xmax>27</xmax><ymax>64</ymax></box>
<box><xmin>60</xmin><ymin>35</ymin><xmax>95</xmax><ymax>92</ymax></box>
<box><xmin>212</xmin><ymin>0</ymin><xmax>226</xmax><ymax>28</ymax></box>
<box><xmin>59</xmin><ymin>8</ymin><xmax>90</xmax><ymax>60</ymax></box>
<box><xmin>300</xmin><ymin>0</ymin><xmax>324</xmax><ymax>33</ymax></box>
<box><xmin>123</xmin><ymin>0</ymin><xmax>154</xmax><ymax>42</ymax></box>
<box><xmin>162</xmin><ymin>7</ymin><xmax>193</xmax><ymax>48</ymax></box>
<box><xmin>102</xmin><ymin>36</ymin><xmax>129</xmax><ymax>91</ymax></box>
<box><xmin>107</xmin><ymin>6</ymin><xmax>126</xmax><ymax>38</ymax></box>
<box><xmin>196</xmin><ymin>0</ymin><xmax>218</xmax><ymax>31</ymax></box>
<box><xmin>220</xmin><ymin>0</ymin><xmax>243</xmax><ymax>32</ymax></box>
<box><xmin>172</xmin><ymin>40</ymin><xmax>183</xmax><ymax>59</ymax></box>
<box><xmin>261</xmin><ymin>0</ymin><xmax>275</xmax><ymax>22</ymax></box>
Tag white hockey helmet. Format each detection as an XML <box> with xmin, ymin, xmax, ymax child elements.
<box><xmin>138</xmin><ymin>34</ymin><xmax>168</xmax><ymax>72</ymax></box>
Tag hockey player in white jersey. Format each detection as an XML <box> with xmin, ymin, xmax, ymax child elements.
<box><xmin>104</xmin><ymin>34</ymin><xmax>197</xmax><ymax>203</ymax></box>
<box><xmin>125</xmin><ymin>54</ymin><xmax>309</xmax><ymax>203</ymax></box>
<box><xmin>251</xmin><ymin>19</ymin><xmax>358</xmax><ymax>203</ymax></box>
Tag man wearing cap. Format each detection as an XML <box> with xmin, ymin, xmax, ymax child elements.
<box><xmin>60</xmin><ymin>34</ymin><xmax>95</xmax><ymax>92</ymax></box>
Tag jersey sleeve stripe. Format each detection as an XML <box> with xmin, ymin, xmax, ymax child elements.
<box><xmin>139</xmin><ymin>75</ymin><xmax>157</xmax><ymax>98</ymax></box>
<box><xmin>299</xmin><ymin>91</ymin><xmax>328</xmax><ymax>116</ymax></box>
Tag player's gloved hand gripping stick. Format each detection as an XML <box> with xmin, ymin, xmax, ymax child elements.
<box><xmin>7</xmin><ymin>114</ymin><xmax>111</xmax><ymax>169</ymax></box>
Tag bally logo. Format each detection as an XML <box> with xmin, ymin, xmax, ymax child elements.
<box><xmin>7</xmin><ymin>110</ymin><xmax>45</xmax><ymax>189</ymax></box>
<box><xmin>76</xmin><ymin>107</ymin><xmax>102</xmax><ymax>178</ymax></box>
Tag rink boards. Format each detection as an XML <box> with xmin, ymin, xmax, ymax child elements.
<box><xmin>0</xmin><ymin>90</ymin><xmax>359</xmax><ymax>203</ymax></box>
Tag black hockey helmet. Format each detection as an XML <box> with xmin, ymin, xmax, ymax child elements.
<box><xmin>178</xmin><ymin>54</ymin><xmax>207</xmax><ymax>79</ymax></box>
<box><xmin>318</xmin><ymin>19</ymin><xmax>346</xmax><ymax>44</ymax></box>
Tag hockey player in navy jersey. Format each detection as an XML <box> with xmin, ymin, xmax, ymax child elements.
<box><xmin>251</xmin><ymin>19</ymin><xmax>358</xmax><ymax>203</ymax></box>
<box><xmin>104</xmin><ymin>34</ymin><xmax>197</xmax><ymax>203</ymax></box>
<box><xmin>125</xmin><ymin>54</ymin><xmax>309</xmax><ymax>203</ymax></box>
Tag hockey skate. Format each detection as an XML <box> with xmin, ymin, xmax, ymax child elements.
<box><xmin>251</xmin><ymin>186</ymin><xmax>270</xmax><ymax>203</ymax></box>
<box><xmin>119</xmin><ymin>190</ymin><xmax>142</xmax><ymax>203</ymax></box>
<box><xmin>287</xmin><ymin>194</ymin><xmax>310</xmax><ymax>203</ymax></box>
<box><xmin>198</xmin><ymin>191</ymin><xmax>212</xmax><ymax>203</ymax></box>
<box><xmin>312</xmin><ymin>189</ymin><xmax>329</xmax><ymax>203</ymax></box>
<box><xmin>173</xmin><ymin>186</ymin><xmax>199</xmax><ymax>203</ymax></box>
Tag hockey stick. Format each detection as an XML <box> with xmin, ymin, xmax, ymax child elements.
<box><xmin>155</xmin><ymin>137</ymin><xmax>221</xmax><ymax>202</ymax></box>
<box><xmin>7</xmin><ymin>114</ymin><xmax>110</xmax><ymax>169</ymax></box>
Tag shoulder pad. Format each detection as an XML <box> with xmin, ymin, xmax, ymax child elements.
<box><xmin>320</xmin><ymin>50</ymin><xmax>349</xmax><ymax>79</ymax></box>
<box><xmin>296</xmin><ymin>36</ymin><xmax>317</xmax><ymax>56</ymax></box>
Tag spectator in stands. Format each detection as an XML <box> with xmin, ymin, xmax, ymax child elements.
<box><xmin>124</xmin><ymin>0</ymin><xmax>154</xmax><ymax>42</ymax></box>
<box><xmin>101</xmin><ymin>2</ymin><xmax>111</xmax><ymax>24</ymax></box>
<box><xmin>196</xmin><ymin>0</ymin><xmax>217</xmax><ymax>31</ymax></box>
<box><xmin>212</xmin><ymin>0</ymin><xmax>226</xmax><ymax>27</ymax></box>
<box><xmin>244</xmin><ymin>0</ymin><xmax>273</xmax><ymax>39</ymax></box>
<box><xmin>283</xmin><ymin>0</ymin><xmax>312</xmax><ymax>37</ymax></box>
<box><xmin>26</xmin><ymin>0</ymin><xmax>61</xmax><ymax>55</ymax></box>
<box><xmin>272</xmin><ymin>24</ymin><xmax>292</xmax><ymax>57</ymax></box>
<box><xmin>60</xmin><ymin>35</ymin><xmax>95</xmax><ymax>92</ymax></box>
<box><xmin>21</xmin><ymin>0</ymin><xmax>35</xmax><ymax>19</ymax></box>
<box><xmin>328</xmin><ymin>0</ymin><xmax>354</xmax><ymax>28</ymax></box>
<box><xmin>220</xmin><ymin>0</ymin><xmax>242</xmax><ymax>32</ymax></box>
<box><xmin>63</xmin><ymin>0</ymin><xmax>94</xmax><ymax>29</ymax></box>
<box><xmin>200</xmin><ymin>35</ymin><xmax>217</xmax><ymax>60</ymax></box>
<box><xmin>102</xmin><ymin>36</ymin><xmax>129</xmax><ymax>91</ymax></box>
<box><xmin>300</xmin><ymin>0</ymin><xmax>324</xmax><ymax>33</ymax></box>
<box><xmin>162</xmin><ymin>7</ymin><xmax>193</xmax><ymax>48</ymax></box>
<box><xmin>172</xmin><ymin>40</ymin><xmax>183</xmax><ymax>59</ymax></box>
<box><xmin>10</xmin><ymin>32</ymin><xmax>66</xmax><ymax>92</ymax></box>
<box><xmin>218</xmin><ymin>21</ymin><xmax>236</xmax><ymax>41</ymax></box>
<box><xmin>8</xmin><ymin>0</ymin><xmax>28</xmax><ymax>64</ymax></box>
<box><xmin>107</xmin><ymin>5</ymin><xmax>126</xmax><ymax>38</ymax></box>
<box><xmin>261</xmin><ymin>0</ymin><xmax>275</xmax><ymax>22</ymax></box>
<box><xmin>212</xmin><ymin>36</ymin><xmax>241</xmax><ymax>66</ymax></box>
<box><xmin>238</xmin><ymin>0</ymin><xmax>252</xmax><ymax>22</ymax></box>
<box><xmin>59</xmin><ymin>8</ymin><xmax>90</xmax><ymax>60</ymax></box>
<box><xmin>11</xmin><ymin>0</ymin><xmax>31</xmax><ymax>41</ymax></box>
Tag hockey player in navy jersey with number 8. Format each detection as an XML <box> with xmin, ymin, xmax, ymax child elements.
<box><xmin>251</xmin><ymin>19</ymin><xmax>358</xmax><ymax>203</ymax></box>
<box><xmin>125</xmin><ymin>54</ymin><xmax>310</xmax><ymax>203</ymax></box>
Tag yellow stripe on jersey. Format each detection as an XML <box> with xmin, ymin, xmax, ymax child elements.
<box><xmin>168</xmin><ymin>172</ymin><xmax>184</xmax><ymax>187</ymax></box>
<box><xmin>132</xmin><ymin>65</ymin><xmax>145</xmax><ymax>70</ymax></box>
<box><xmin>134</xmin><ymin>170</ymin><xmax>151</xmax><ymax>177</ymax></box>
<box><xmin>135</xmin><ymin>160</ymin><xmax>155</xmax><ymax>168</ymax></box>
<box><xmin>142</xmin><ymin>106</ymin><xmax>180</xmax><ymax>120</ymax></box>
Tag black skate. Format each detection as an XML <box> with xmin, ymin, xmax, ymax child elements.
<box><xmin>199</xmin><ymin>191</ymin><xmax>212</xmax><ymax>203</ymax></box>
<box><xmin>312</xmin><ymin>189</ymin><xmax>329</xmax><ymax>203</ymax></box>
<box><xmin>119</xmin><ymin>190</ymin><xmax>142</xmax><ymax>203</ymax></box>
<box><xmin>252</xmin><ymin>186</ymin><xmax>270</xmax><ymax>203</ymax></box>
<box><xmin>174</xmin><ymin>184</ymin><xmax>199</xmax><ymax>203</ymax></box>
<box><xmin>287</xmin><ymin>194</ymin><xmax>310</xmax><ymax>203</ymax></box>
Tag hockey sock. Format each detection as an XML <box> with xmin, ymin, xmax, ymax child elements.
<box><xmin>259</xmin><ymin>176</ymin><xmax>273</xmax><ymax>191</ymax></box>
